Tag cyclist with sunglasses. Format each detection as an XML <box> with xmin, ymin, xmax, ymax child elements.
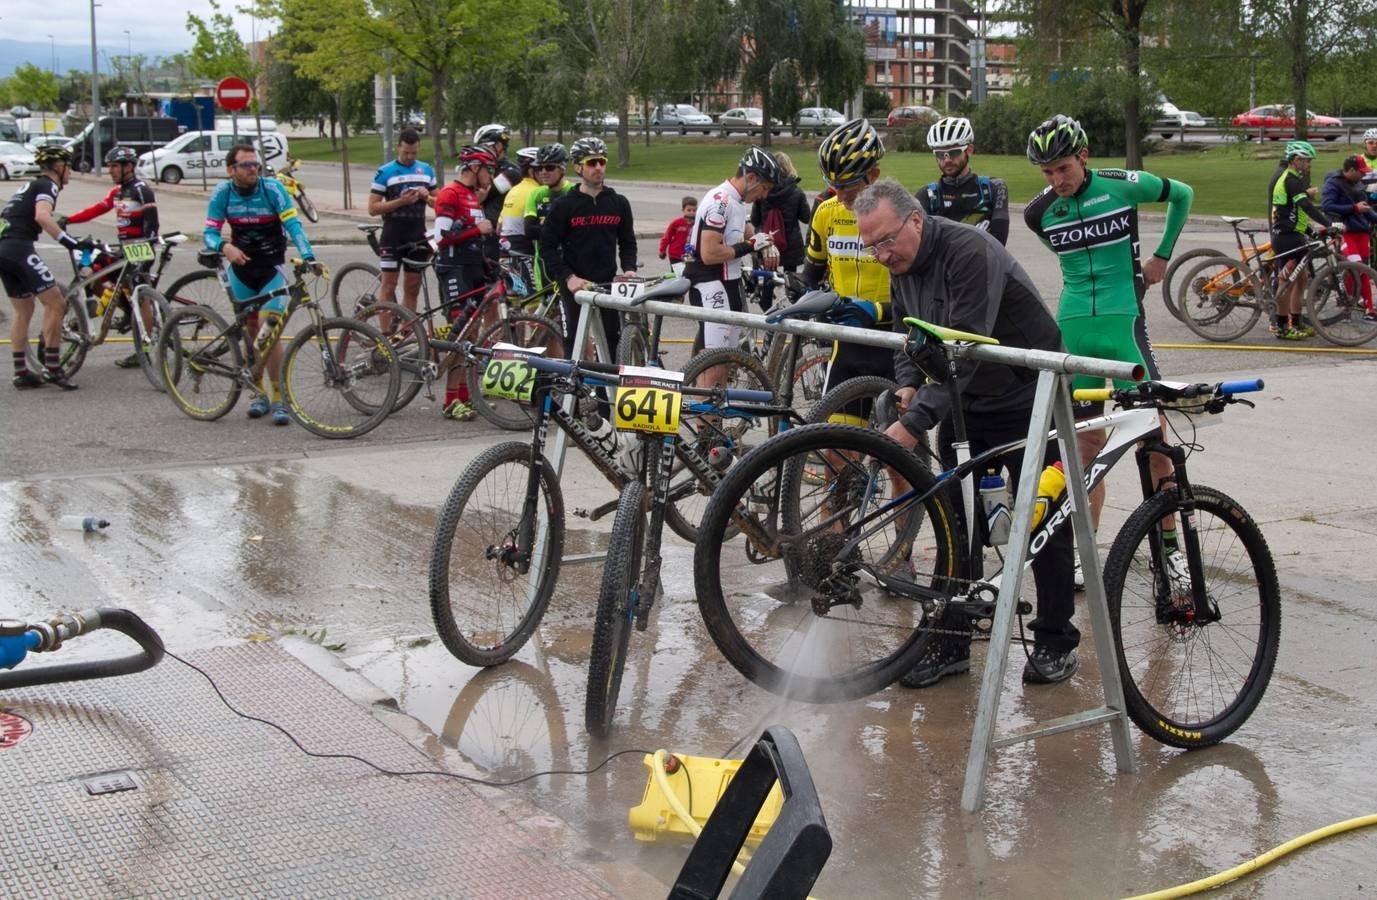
<box><xmin>433</xmin><ymin>144</ymin><xmax>498</xmax><ymax>421</ymax></box>
<box><xmin>921</xmin><ymin>116</ymin><xmax>1009</xmax><ymax>245</ymax></box>
<box><xmin>540</xmin><ymin>137</ymin><xmax>639</xmax><ymax>354</ymax></box>
<box><xmin>522</xmin><ymin>143</ymin><xmax>575</xmax><ymax>292</ymax></box>
<box><xmin>204</xmin><ymin>143</ymin><xmax>320</xmax><ymax>424</ymax></box>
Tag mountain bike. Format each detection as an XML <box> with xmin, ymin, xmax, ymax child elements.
<box><xmin>155</xmin><ymin>259</ymin><xmax>401</xmax><ymax>439</ymax></box>
<box><xmin>692</xmin><ymin>317</ymin><xmax>1279</xmax><ymax>749</ymax></box>
<box><xmin>268</xmin><ymin>157</ymin><xmax>317</xmax><ymax>223</ymax></box>
<box><xmin>1176</xmin><ymin>220</ymin><xmax>1377</xmax><ymax>345</ymax></box>
<box><xmin>1159</xmin><ymin>218</ymin><xmax>1276</xmax><ymax>322</ymax></box>
<box><xmin>30</xmin><ymin>233</ymin><xmax>193</xmax><ymax>391</ymax></box>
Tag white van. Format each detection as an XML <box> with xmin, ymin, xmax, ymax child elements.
<box><xmin>135</xmin><ymin>129</ymin><xmax>289</xmax><ymax>184</ymax></box>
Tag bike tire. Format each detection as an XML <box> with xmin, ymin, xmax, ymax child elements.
<box><xmin>281</xmin><ymin>317</ymin><xmax>400</xmax><ymax>438</ymax></box>
<box><xmin>1305</xmin><ymin>260</ymin><xmax>1377</xmax><ymax>346</ymax></box>
<box><xmin>617</xmin><ymin>320</ymin><xmax>649</xmax><ymax>367</ymax></box>
<box><xmin>158</xmin><ymin>304</ymin><xmax>242</xmax><ymax>421</ymax></box>
<box><xmin>297</xmin><ymin>189</ymin><xmax>320</xmax><ymax>223</ymax></box>
<box><xmin>25</xmin><ymin>286</ymin><xmax>89</xmax><ymax>379</ymax></box>
<box><xmin>789</xmin><ymin>347</ymin><xmax>832</xmax><ymax>415</ymax></box>
<box><xmin>130</xmin><ymin>286</ymin><xmax>171</xmax><ymax>392</ymax></box>
<box><xmin>1176</xmin><ymin>257</ymin><xmax>1263</xmax><ymax>342</ymax></box>
<box><xmin>429</xmin><ymin>441</ymin><xmax>565</xmax><ymax>666</ymax></box>
<box><xmin>329</xmin><ymin>261</ymin><xmax>383</xmax><ymax>318</ymax></box>
<box><xmin>1103</xmin><ymin>485</ymin><xmax>1280</xmax><ymax>748</ymax></box>
<box><xmin>1161</xmin><ymin>248</ymin><xmax>1228</xmax><ymax>322</ymax></box>
<box><xmin>163</xmin><ymin>268</ymin><xmax>233</xmax><ymax>323</ymax></box>
<box><xmin>693</xmin><ymin>423</ymin><xmax>961</xmax><ymax>702</ymax></box>
<box><xmin>469</xmin><ymin>312</ymin><xmax>566</xmax><ymax>431</ymax></box>
<box><xmin>585</xmin><ymin>481</ymin><xmax>647</xmax><ymax>738</ymax></box>
<box><xmin>349</xmin><ymin>302</ymin><xmax>431</xmax><ymax>412</ymax></box>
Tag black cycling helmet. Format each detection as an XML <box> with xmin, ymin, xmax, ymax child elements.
<box><xmin>34</xmin><ymin>145</ymin><xmax>72</xmax><ymax>168</ymax></box>
<box><xmin>535</xmin><ymin>143</ymin><xmax>568</xmax><ymax>168</ymax></box>
<box><xmin>569</xmin><ymin>136</ymin><xmax>608</xmax><ymax>164</ymax></box>
<box><xmin>1027</xmin><ymin>114</ymin><xmax>1088</xmax><ymax>165</ymax></box>
<box><xmin>818</xmin><ymin>118</ymin><xmax>885</xmax><ymax>189</ymax></box>
<box><xmin>738</xmin><ymin>145</ymin><xmax>782</xmax><ymax>185</ymax></box>
<box><xmin>105</xmin><ymin>146</ymin><xmax>139</xmax><ymax>166</ymax></box>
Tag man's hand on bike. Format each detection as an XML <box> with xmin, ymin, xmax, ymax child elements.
<box><xmin>301</xmin><ymin>258</ymin><xmax>326</xmax><ymax>278</ymax></box>
<box><xmin>883</xmin><ymin>417</ymin><xmax>922</xmax><ymax>451</ymax></box>
<box><xmin>758</xmin><ymin>244</ymin><xmax>780</xmax><ymax>270</ymax></box>
<box><xmin>1141</xmin><ymin>255</ymin><xmax>1167</xmax><ymax>287</ymax></box>
<box><xmin>750</xmin><ymin>232</ymin><xmax>774</xmax><ymax>252</ymax></box>
<box><xmin>566</xmin><ymin>274</ymin><xmax>590</xmax><ymax>293</ymax></box>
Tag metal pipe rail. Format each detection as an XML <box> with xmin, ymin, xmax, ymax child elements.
<box><xmin>575</xmin><ymin>288</ymin><xmax>1142</xmax><ymax>383</ymax></box>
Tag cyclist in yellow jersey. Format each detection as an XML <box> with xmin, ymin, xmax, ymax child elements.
<box><xmin>803</xmin><ymin>118</ymin><xmax>893</xmax><ymax>423</ymax></box>
<box><xmin>498</xmin><ymin>147</ymin><xmax>540</xmax><ymax>290</ymax></box>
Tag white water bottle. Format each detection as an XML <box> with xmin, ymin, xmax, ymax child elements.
<box><xmin>979</xmin><ymin>473</ymin><xmax>1011</xmax><ymax>546</ymax></box>
<box><xmin>584</xmin><ymin>413</ymin><xmax>621</xmax><ymax>458</ymax></box>
<box><xmin>60</xmin><ymin>515</ymin><xmax>110</xmax><ymax>533</ymax></box>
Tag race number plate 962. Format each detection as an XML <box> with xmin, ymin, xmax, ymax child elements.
<box><xmin>480</xmin><ymin>351</ymin><xmax>535</xmax><ymax>402</ymax></box>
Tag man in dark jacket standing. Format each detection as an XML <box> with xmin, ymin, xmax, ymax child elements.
<box><xmin>1321</xmin><ymin>155</ymin><xmax>1377</xmax><ymax>318</ymax></box>
<box><xmin>852</xmin><ymin>178</ymin><xmax>1079</xmax><ymax>689</ymax></box>
<box><xmin>540</xmin><ymin>136</ymin><xmax>639</xmax><ymax>355</ymax></box>
<box><xmin>750</xmin><ymin>151</ymin><xmax>810</xmax><ymax>308</ymax></box>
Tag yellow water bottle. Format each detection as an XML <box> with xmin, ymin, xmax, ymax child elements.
<box><xmin>1029</xmin><ymin>461</ymin><xmax>1066</xmax><ymax>530</ymax></box>
<box><xmin>96</xmin><ymin>286</ymin><xmax>114</xmax><ymax>316</ymax></box>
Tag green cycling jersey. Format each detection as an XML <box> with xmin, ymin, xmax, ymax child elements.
<box><xmin>1024</xmin><ymin>168</ymin><xmax>1194</xmax><ymax>320</ymax></box>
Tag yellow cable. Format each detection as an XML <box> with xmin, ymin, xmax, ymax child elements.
<box><xmin>1125</xmin><ymin>813</ymin><xmax>1377</xmax><ymax>899</ymax></box>
<box><xmin>1154</xmin><ymin>342</ymin><xmax>1377</xmax><ymax>354</ymax></box>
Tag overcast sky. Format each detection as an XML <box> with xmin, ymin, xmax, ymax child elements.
<box><xmin>3</xmin><ymin>0</ymin><xmax>265</xmax><ymax>56</ymax></box>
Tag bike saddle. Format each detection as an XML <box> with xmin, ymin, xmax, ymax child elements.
<box><xmin>629</xmin><ymin>277</ymin><xmax>691</xmax><ymax>305</ymax></box>
<box><xmin>162</xmin><ymin>233</ymin><xmax>188</xmax><ymax>245</ymax></box>
<box><xmin>355</xmin><ymin>224</ymin><xmax>382</xmax><ymax>233</ymax></box>
<box><xmin>765</xmin><ymin>289</ymin><xmax>839</xmax><ymax>324</ymax></box>
<box><xmin>1221</xmin><ymin>216</ymin><xmax>1249</xmax><ymax>225</ymax></box>
<box><xmin>196</xmin><ymin>249</ymin><xmax>221</xmax><ymax>269</ymax></box>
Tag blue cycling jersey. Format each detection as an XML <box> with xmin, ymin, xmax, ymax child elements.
<box><xmin>203</xmin><ymin>178</ymin><xmax>312</xmax><ymax>265</ymax></box>
<box><xmin>371</xmin><ymin>159</ymin><xmax>436</xmax><ymax>224</ymax></box>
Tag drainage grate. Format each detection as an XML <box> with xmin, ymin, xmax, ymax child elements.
<box><xmin>81</xmin><ymin>770</ymin><xmax>139</xmax><ymax>795</ymax></box>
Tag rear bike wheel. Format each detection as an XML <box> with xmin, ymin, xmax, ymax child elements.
<box><xmin>788</xmin><ymin>347</ymin><xmax>832</xmax><ymax>415</ymax></box>
<box><xmin>693</xmin><ymin>423</ymin><xmax>961</xmax><ymax>702</ymax></box>
<box><xmin>296</xmin><ymin>189</ymin><xmax>320</xmax><ymax>223</ymax></box>
<box><xmin>585</xmin><ymin>481</ymin><xmax>647</xmax><ymax>738</ymax></box>
<box><xmin>281</xmin><ymin>317</ymin><xmax>400</xmax><ymax>438</ymax></box>
<box><xmin>1305</xmin><ymin>260</ymin><xmax>1377</xmax><ymax>346</ymax></box>
<box><xmin>24</xmin><ymin>286</ymin><xmax>88</xmax><ymax>379</ymax></box>
<box><xmin>469</xmin><ymin>312</ymin><xmax>566</xmax><ymax>431</ymax></box>
<box><xmin>1161</xmin><ymin>248</ymin><xmax>1228</xmax><ymax>321</ymax></box>
<box><xmin>429</xmin><ymin>441</ymin><xmax>565</xmax><ymax>666</ymax></box>
<box><xmin>1176</xmin><ymin>257</ymin><xmax>1263</xmax><ymax>342</ymax></box>
<box><xmin>616</xmin><ymin>319</ymin><xmax>649</xmax><ymax>367</ymax></box>
<box><xmin>130</xmin><ymin>286</ymin><xmax>171</xmax><ymax>391</ymax></box>
<box><xmin>158</xmin><ymin>305</ymin><xmax>242</xmax><ymax>420</ymax></box>
<box><xmin>350</xmin><ymin>301</ymin><xmax>431</xmax><ymax>412</ymax></box>
<box><xmin>162</xmin><ymin>269</ymin><xmax>233</xmax><ymax>323</ymax></box>
<box><xmin>329</xmin><ymin>261</ymin><xmax>383</xmax><ymax>318</ymax></box>
<box><xmin>1103</xmin><ymin>485</ymin><xmax>1280</xmax><ymax>748</ymax></box>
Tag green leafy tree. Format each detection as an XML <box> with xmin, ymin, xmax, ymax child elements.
<box><xmin>1251</xmin><ymin>0</ymin><xmax>1369</xmax><ymax>139</ymax></box>
<box><xmin>8</xmin><ymin>64</ymin><xmax>60</xmax><ymax>112</ymax></box>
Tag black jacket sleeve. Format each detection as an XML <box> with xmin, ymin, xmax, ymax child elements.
<box><xmin>987</xmin><ymin>178</ymin><xmax>1009</xmax><ymax>246</ymax></box>
<box><xmin>617</xmin><ymin>194</ymin><xmax>638</xmax><ymax>272</ymax></box>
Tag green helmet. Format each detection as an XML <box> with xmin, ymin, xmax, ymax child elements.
<box><xmin>1284</xmin><ymin>140</ymin><xmax>1316</xmax><ymax>160</ymax></box>
<box><xmin>1026</xmin><ymin>114</ymin><xmax>1088</xmax><ymax>165</ymax></box>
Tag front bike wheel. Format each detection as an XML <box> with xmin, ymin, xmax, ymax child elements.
<box><xmin>162</xmin><ymin>269</ymin><xmax>233</xmax><ymax>323</ymax></box>
<box><xmin>616</xmin><ymin>320</ymin><xmax>649</xmax><ymax>367</ymax></box>
<box><xmin>296</xmin><ymin>189</ymin><xmax>320</xmax><ymax>223</ymax></box>
<box><xmin>130</xmin><ymin>286</ymin><xmax>171</xmax><ymax>391</ymax></box>
<box><xmin>585</xmin><ymin>481</ymin><xmax>647</xmax><ymax>738</ymax></box>
<box><xmin>1104</xmin><ymin>485</ymin><xmax>1280</xmax><ymax>748</ymax></box>
<box><xmin>329</xmin><ymin>261</ymin><xmax>383</xmax><ymax>318</ymax></box>
<box><xmin>788</xmin><ymin>347</ymin><xmax>832</xmax><ymax>415</ymax></box>
<box><xmin>1305</xmin><ymin>260</ymin><xmax>1377</xmax><ymax>346</ymax></box>
<box><xmin>350</xmin><ymin>301</ymin><xmax>431</xmax><ymax>412</ymax></box>
<box><xmin>1161</xmin><ymin>248</ymin><xmax>1228</xmax><ymax>321</ymax></box>
<box><xmin>281</xmin><ymin>317</ymin><xmax>400</xmax><ymax>438</ymax></box>
<box><xmin>158</xmin><ymin>305</ymin><xmax>243</xmax><ymax>420</ymax></box>
<box><xmin>429</xmin><ymin>441</ymin><xmax>565</xmax><ymax>666</ymax></box>
<box><xmin>1176</xmin><ymin>257</ymin><xmax>1263</xmax><ymax>342</ymax></box>
<box><xmin>693</xmin><ymin>423</ymin><xmax>961</xmax><ymax>702</ymax></box>
<box><xmin>469</xmin><ymin>312</ymin><xmax>566</xmax><ymax>431</ymax></box>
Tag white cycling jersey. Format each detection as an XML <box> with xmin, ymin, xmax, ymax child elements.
<box><xmin>684</xmin><ymin>179</ymin><xmax>749</xmax><ymax>283</ymax></box>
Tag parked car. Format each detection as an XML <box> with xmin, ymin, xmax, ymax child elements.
<box><xmin>1158</xmin><ymin>110</ymin><xmax>1207</xmax><ymax>139</ymax></box>
<box><xmin>651</xmin><ymin>104</ymin><xmax>713</xmax><ymax>133</ymax></box>
<box><xmin>24</xmin><ymin>134</ymin><xmax>74</xmax><ymax>152</ymax></box>
<box><xmin>1231</xmin><ymin>105</ymin><xmax>1342</xmax><ymax>141</ymax></box>
<box><xmin>797</xmin><ymin>107</ymin><xmax>846</xmax><ymax>135</ymax></box>
<box><xmin>718</xmin><ymin>107</ymin><xmax>782</xmax><ymax>136</ymax></box>
<box><xmin>576</xmin><ymin>109</ymin><xmax>620</xmax><ymax>132</ymax></box>
<box><xmin>886</xmin><ymin>105</ymin><xmax>941</xmax><ymax>128</ymax></box>
<box><xmin>9</xmin><ymin>106</ymin><xmax>32</xmax><ymax>119</ymax></box>
<box><xmin>135</xmin><ymin>129</ymin><xmax>289</xmax><ymax>184</ymax></box>
<box><xmin>68</xmin><ymin>116</ymin><xmax>185</xmax><ymax>172</ymax></box>
<box><xmin>0</xmin><ymin>141</ymin><xmax>40</xmax><ymax>180</ymax></box>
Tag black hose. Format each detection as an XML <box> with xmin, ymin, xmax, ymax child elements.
<box><xmin>0</xmin><ymin>608</ymin><xmax>164</xmax><ymax>690</ymax></box>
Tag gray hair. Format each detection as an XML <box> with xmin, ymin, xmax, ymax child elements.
<box><xmin>852</xmin><ymin>178</ymin><xmax>922</xmax><ymax>221</ymax></box>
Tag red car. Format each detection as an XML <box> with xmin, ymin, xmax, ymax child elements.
<box><xmin>1231</xmin><ymin>105</ymin><xmax>1342</xmax><ymax>141</ymax></box>
<box><xmin>886</xmin><ymin>105</ymin><xmax>940</xmax><ymax>128</ymax></box>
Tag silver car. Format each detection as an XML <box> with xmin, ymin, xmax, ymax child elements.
<box><xmin>0</xmin><ymin>141</ymin><xmax>40</xmax><ymax>180</ymax></box>
<box><xmin>796</xmin><ymin>107</ymin><xmax>846</xmax><ymax>135</ymax></box>
<box><xmin>651</xmin><ymin>104</ymin><xmax>714</xmax><ymax>134</ymax></box>
<box><xmin>718</xmin><ymin>108</ymin><xmax>783</xmax><ymax>136</ymax></box>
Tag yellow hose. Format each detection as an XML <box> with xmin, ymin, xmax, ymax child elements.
<box><xmin>1154</xmin><ymin>342</ymin><xmax>1377</xmax><ymax>354</ymax></box>
<box><xmin>1125</xmin><ymin>813</ymin><xmax>1377</xmax><ymax>899</ymax></box>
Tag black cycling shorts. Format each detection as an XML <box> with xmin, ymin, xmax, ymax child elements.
<box><xmin>821</xmin><ymin>334</ymin><xmax>896</xmax><ymax>424</ymax></box>
<box><xmin>379</xmin><ymin>234</ymin><xmax>432</xmax><ymax>273</ymax></box>
<box><xmin>438</xmin><ymin>263</ymin><xmax>489</xmax><ymax>325</ymax></box>
<box><xmin>1269</xmin><ymin>231</ymin><xmax>1309</xmax><ymax>271</ymax></box>
<box><xmin>0</xmin><ymin>240</ymin><xmax>58</xmax><ymax>298</ymax></box>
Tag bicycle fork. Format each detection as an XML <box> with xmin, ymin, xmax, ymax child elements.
<box><xmin>1136</xmin><ymin>441</ymin><xmax>1218</xmax><ymax>624</ymax></box>
<box><xmin>631</xmin><ymin>436</ymin><xmax>675</xmax><ymax>631</ymax></box>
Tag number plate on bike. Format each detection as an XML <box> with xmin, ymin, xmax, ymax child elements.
<box><xmin>121</xmin><ymin>241</ymin><xmax>154</xmax><ymax>263</ymax></box>
<box><xmin>614</xmin><ymin>365</ymin><xmax>682</xmax><ymax>434</ymax></box>
<box><xmin>481</xmin><ymin>346</ymin><xmax>538</xmax><ymax>403</ymax></box>
<box><xmin>609</xmin><ymin>280</ymin><xmax>645</xmax><ymax>301</ymax></box>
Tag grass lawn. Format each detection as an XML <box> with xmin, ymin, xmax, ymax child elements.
<box><xmin>291</xmin><ymin>135</ymin><xmax>1366</xmax><ymax>220</ymax></box>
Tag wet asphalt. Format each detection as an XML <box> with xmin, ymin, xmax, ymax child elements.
<box><xmin>3</xmin><ymin>174</ymin><xmax>1376</xmax><ymax>897</ymax></box>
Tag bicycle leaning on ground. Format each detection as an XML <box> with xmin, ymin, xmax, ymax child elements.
<box><xmin>692</xmin><ymin>316</ymin><xmax>1280</xmax><ymax>749</ymax></box>
<box><xmin>156</xmin><ymin>256</ymin><xmax>401</xmax><ymax>439</ymax></box>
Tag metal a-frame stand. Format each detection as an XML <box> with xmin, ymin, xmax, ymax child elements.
<box><xmin>959</xmin><ymin>369</ymin><xmax>1136</xmax><ymax>811</ymax></box>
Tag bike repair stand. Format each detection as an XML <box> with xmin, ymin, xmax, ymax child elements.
<box><xmin>959</xmin><ymin>369</ymin><xmax>1137</xmax><ymax>812</ymax></box>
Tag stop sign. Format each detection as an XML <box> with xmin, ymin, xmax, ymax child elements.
<box><xmin>215</xmin><ymin>77</ymin><xmax>252</xmax><ymax>112</ymax></box>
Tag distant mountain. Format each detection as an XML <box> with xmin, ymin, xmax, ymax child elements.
<box><xmin>0</xmin><ymin>39</ymin><xmax>188</xmax><ymax>78</ymax></box>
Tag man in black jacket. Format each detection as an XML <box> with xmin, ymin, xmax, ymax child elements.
<box><xmin>540</xmin><ymin>136</ymin><xmax>639</xmax><ymax>355</ymax></box>
<box><xmin>853</xmin><ymin>178</ymin><xmax>1079</xmax><ymax>688</ymax></box>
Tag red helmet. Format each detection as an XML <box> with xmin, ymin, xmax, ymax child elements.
<box><xmin>457</xmin><ymin>144</ymin><xmax>498</xmax><ymax>170</ymax></box>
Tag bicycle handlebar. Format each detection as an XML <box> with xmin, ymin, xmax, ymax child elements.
<box><xmin>1073</xmin><ymin>378</ymin><xmax>1265</xmax><ymax>406</ymax></box>
<box><xmin>0</xmin><ymin>608</ymin><xmax>164</xmax><ymax>689</ymax></box>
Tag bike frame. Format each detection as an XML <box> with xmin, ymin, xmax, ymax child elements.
<box><xmin>63</xmin><ymin>237</ymin><xmax>178</xmax><ymax>347</ymax></box>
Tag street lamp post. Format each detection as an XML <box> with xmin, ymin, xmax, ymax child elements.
<box><xmin>123</xmin><ymin>29</ymin><xmax>137</xmax><ymax>93</ymax></box>
<box><xmin>89</xmin><ymin>0</ymin><xmax>100</xmax><ymax>170</ymax></box>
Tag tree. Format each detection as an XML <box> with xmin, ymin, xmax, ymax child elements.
<box><xmin>8</xmin><ymin>64</ymin><xmax>59</xmax><ymax>113</ymax></box>
<box><xmin>187</xmin><ymin>0</ymin><xmax>268</xmax><ymax>137</ymax></box>
<box><xmin>1251</xmin><ymin>0</ymin><xmax>1369</xmax><ymax>140</ymax></box>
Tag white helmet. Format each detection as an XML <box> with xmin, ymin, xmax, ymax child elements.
<box><xmin>1364</xmin><ymin>127</ymin><xmax>1377</xmax><ymax>142</ymax></box>
<box><xmin>927</xmin><ymin>116</ymin><xmax>975</xmax><ymax>151</ymax></box>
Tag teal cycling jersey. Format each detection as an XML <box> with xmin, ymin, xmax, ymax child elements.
<box><xmin>1024</xmin><ymin>168</ymin><xmax>1193</xmax><ymax>320</ymax></box>
<box><xmin>204</xmin><ymin>177</ymin><xmax>313</xmax><ymax>265</ymax></box>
